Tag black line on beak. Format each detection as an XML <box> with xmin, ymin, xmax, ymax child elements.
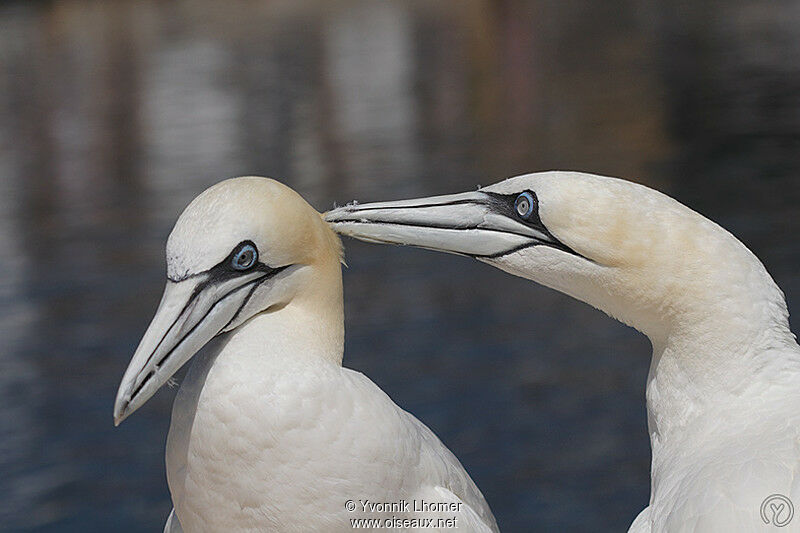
<box><xmin>221</xmin><ymin>265</ymin><xmax>290</xmax><ymax>330</ymax></box>
<box><xmin>128</xmin><ymin>264</ymin><xmax>289</xmax><ymax>406</ymax></box>
<box><xmin>472</xmin><ymin>243</ymin><xmax>536</xmax><ymax>259</ymax></box>
<box><xmin>347</xmin><ymin>198</ymin><xmax>488</xmax><ymax>213</ymax></box>
<box><xmin>330</xmin><ymin>217</ymin><xmax>543</xmax><ymax>241</ymax></box>
<box><xmin>151</xmin><ymin>276</ymin><xmax>258</xmax><ymax>368</ymax></box>
<box><xmin>129</xmin><ymin>370</ymin><xmax>154</xmax><ymax>404</ymax></box>
<box><xmin>143</xmin><ymin>254</ymin><xmax>284</xmax><ymax>373</ymax></box>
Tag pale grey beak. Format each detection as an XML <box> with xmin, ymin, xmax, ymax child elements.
<box><xmin>113</xmin><ymin>269</ymin><xmax>266</xmax><ymax>425</ymax></box>
<box><xmin>324</xmin><ymin>190</ymin><xmax>561</xmax><ymax>258</ymax></box>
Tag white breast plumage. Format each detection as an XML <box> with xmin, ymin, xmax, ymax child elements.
<box><xmin>115</xmin><ymin>177</ymin><xmax>498</xmax><ymax>532</ymax></box>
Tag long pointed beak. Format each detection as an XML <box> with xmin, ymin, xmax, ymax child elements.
<box><xmin>324</xmin><ymin>190</ymin><xmax>557</xmax><ymax>258</ymax></box>
<box><xmin>113</xmin><ymin>270</ymin><xmax>266</xmax><ymax>425</ymax></box>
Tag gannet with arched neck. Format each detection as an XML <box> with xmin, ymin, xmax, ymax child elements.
<box><xmin>325</xmin><ymin>171</ymin><xmax>800</xmax><ymax>532</ymax></box>
<box><xmin>114</xmin><ymin>177</ymin><xmax>498</xmax><ymax>533</ymax></box>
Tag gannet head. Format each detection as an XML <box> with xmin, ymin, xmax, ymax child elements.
<box><xmin>326</xmin><ymin>171</ymin><xmax>790</xmax><ymax>344</ymax></box>
<box><xmin>114</xmin><ymin>176</ymin><xmax>342</xmax><ymax>425</ymax></box>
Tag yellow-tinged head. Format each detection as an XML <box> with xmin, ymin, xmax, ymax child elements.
<box><xmin>115</xmin><ymin>177</ymin><xmax>343</xmax><ymax>425</ymax></box>
<box><xmin>325</xmin><ymin>171</ymin><xmax>791</xmax><ymax>345</ymax></box>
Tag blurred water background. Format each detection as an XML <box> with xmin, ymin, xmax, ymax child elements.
<box><xmin>0</xmin><ymin>0</ymin><xmax>799</xmax><ymax>531</ymax></box>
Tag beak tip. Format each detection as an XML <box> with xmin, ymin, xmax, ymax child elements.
<box><xmin>113</xmin><ymin>408</ymin><xmax>129</xmax><ymax>427</ymax></box>
<box><xmin>113</xmin><ymin>396</ymin><xmax>130</xmax><ymax>427</ymax></box>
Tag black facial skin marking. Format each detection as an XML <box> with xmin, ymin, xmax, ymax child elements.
<box><xmin>127</xmin><ymin>241</ymin><xmax>290</xmax><ymax>403</ymax></box>
<box><xmin>480</xmin><ymin>192</ymin><xmax>585</xmax><ymax>259</ymax></box>
<box><xmin>483</xmin><ymin>192</ymin><xmax>547</xmax><ymax>235</ymax></box>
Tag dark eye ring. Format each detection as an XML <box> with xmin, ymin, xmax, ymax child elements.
<box><xmin>514</xmin><ymin>191</ymin><xmax>536</xmax><ymax>220</ymax></box>
<box><xmin>232</xmin><ymin>243</ymin><xmax>258</xmax><ymax>271</ymax></box>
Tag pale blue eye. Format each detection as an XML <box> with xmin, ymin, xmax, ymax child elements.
<box><xmin>232</xmin><ymin>243</ymin><xmax>258</xmax><ymax>271</ymax></box>
<box><xmin>514</xmin><ymin>191</ymin><xmax>536</xmax><ymax>219</ymax></box>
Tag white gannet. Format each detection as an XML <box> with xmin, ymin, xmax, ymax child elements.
<box><xmin>114</xmin><ymin>177</ymin><xmax>498</xmax><ymax>533</ymax></box>
<box><xmin>325</xmin><ymin>171</ymin><xmax>800</xmax><ymax>532</ymax></box>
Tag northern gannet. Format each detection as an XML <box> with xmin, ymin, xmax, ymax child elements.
<box><xmin>325</xmin><ymin>171</ymin><xmax>800</xmax><ymax>532</ymax></box>
<box><xmin>114</xmin><ymin>177</ymin><xmax>498</xmax><ymax>533</ymax></box>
